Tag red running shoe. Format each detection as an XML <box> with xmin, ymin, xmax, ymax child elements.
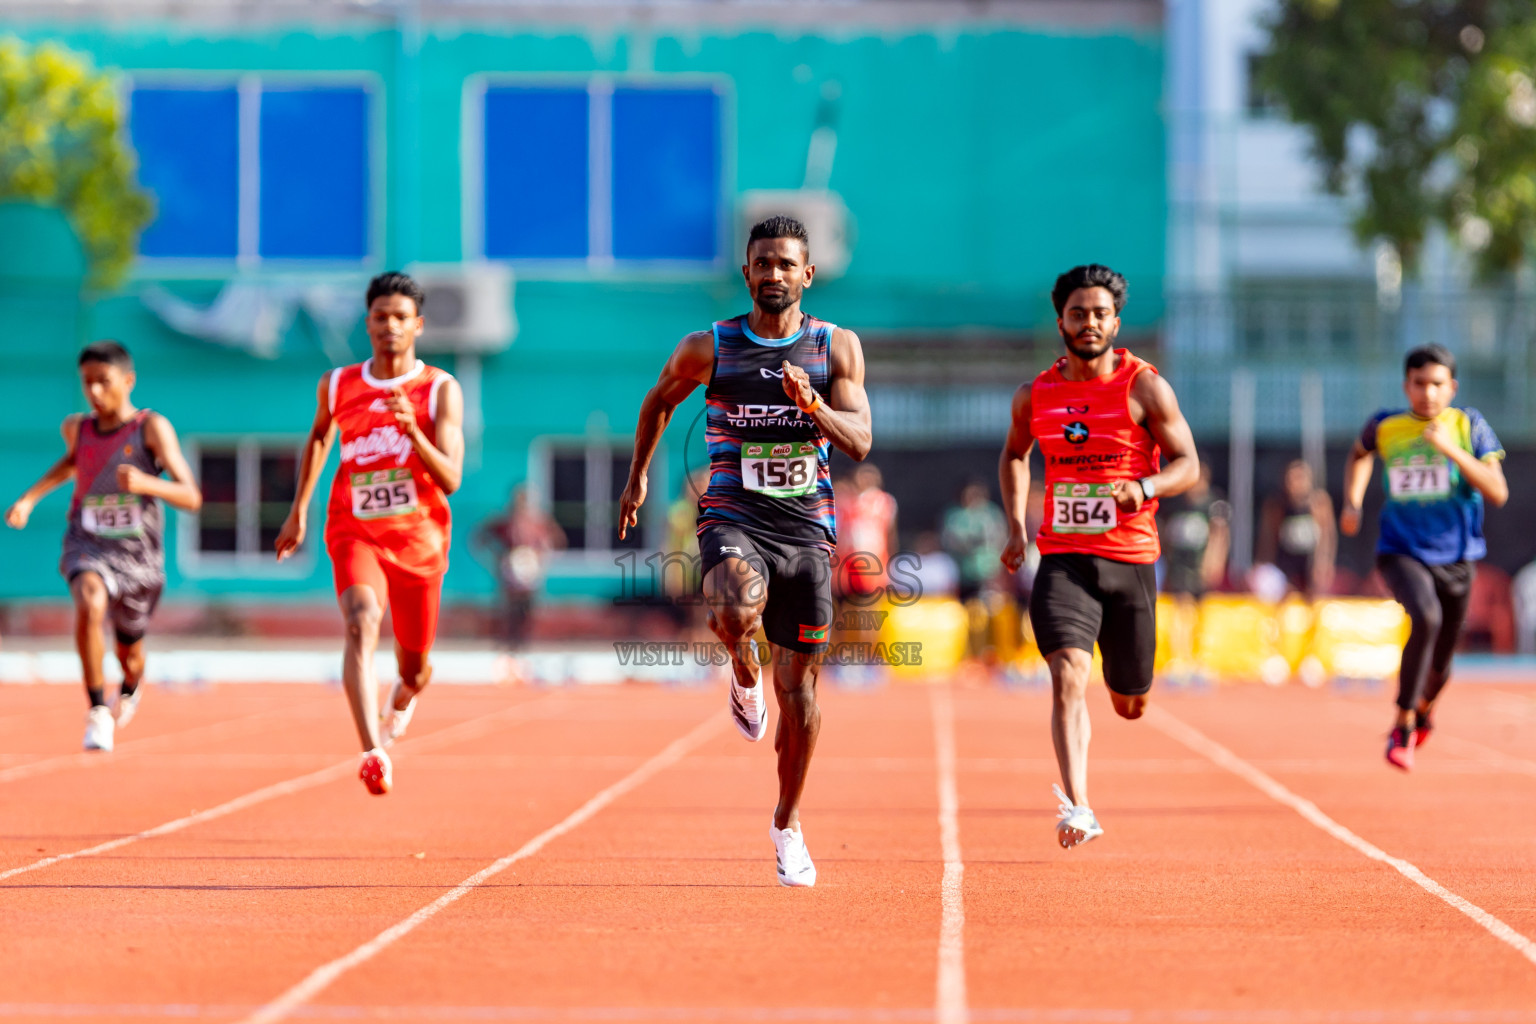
<box><xmin>1414</xmin><ymin>713</ymin><xmax>1433</xmax><ymax>750</ymax></box>
<box><xmin>1385</xmin><ymin>726</ymin><xmax>1415</xmax><ymax>772</ymax></box>
<box><xmin>359</xmin><ymin>748</ymin><xmax>393</xmax><ymax>795</ymax></box>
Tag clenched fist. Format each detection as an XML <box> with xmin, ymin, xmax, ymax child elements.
<box><xmin>780</xmin><ymin>360</ymin><xmax>818</xmax><ymax>412</ymax></box>
<box><xmin>386</xmin><ymin>388</ymin><xmax>419</xmax><ymax>437</ymax></box>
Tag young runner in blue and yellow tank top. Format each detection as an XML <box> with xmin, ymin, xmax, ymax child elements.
<box><xmin>1341</xmin><ymin>345</ymin><xmax>1508</xmax><ymax>771</ymax></box>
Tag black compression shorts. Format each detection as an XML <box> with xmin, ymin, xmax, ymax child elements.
<box><xmin>1029</xmin><ymin>552</ymin><xmax>1158</xmax><ymax>696</ymax></box>
<box><xmin>698</xmin><ymin>524</ymin><xmax>834</xmax><ymax>654</ymax></box>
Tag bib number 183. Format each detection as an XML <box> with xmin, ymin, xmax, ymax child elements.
<box><xmin>1050</xmin><ymin>482</ymin><xmax>1118</xmax><ymax>534</ymax></box>
<box><xmin>741</xmin><ymin>442</ymin><xmax>818</xmax><ymax>498</ymax></box>
<box><xmin>81</xmin><ymin>494</ymin><xmax>144</xmax><ymax>538</ymax></box>
<box><xmin>351</xmin><ymin>469</ymin><xmax>419</xmax><ymax>520</ymax></box>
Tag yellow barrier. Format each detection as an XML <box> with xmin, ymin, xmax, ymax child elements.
<box><xmin>1309</xmin><ymin>598</ymin><xmax>1409</xmax><ymax>681</ymax></box>
<box><xmin>991</xmin><ymin>593</ymin><xmax>1409</xmax><ymax>686</ymax></box>
<box><xmin>880</xmin><ymin>598</ymin><xmax>970</xmax><ymax>679</ymax></box>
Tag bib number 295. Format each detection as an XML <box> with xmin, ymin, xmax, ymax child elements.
<box><xmin>351</xmin><ymin>469</ymin><xmax>419</xmax><ymax>520</ymax></box>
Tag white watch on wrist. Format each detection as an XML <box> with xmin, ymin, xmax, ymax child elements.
<box><xmin>1138</xmin><ymin>477</ymin><xmax>1156</xmax><ymax>500</ymax></box>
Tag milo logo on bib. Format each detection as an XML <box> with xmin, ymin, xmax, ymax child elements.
<box><xmin>742</xmin><ymin>441</ymin><xmax>818</xmax><ymax>498</ymax></box>
<box><xmin>81</xmin><ymin>493</ymin><xmax>144</xmax><ymax>538</ymax></box>
<box><xmin>351</xmin><ymin>468</ymin><xmax>420</xmax><ymax>520</ymax></box>
<box><xmin>1050</xmin><ymin>482</ymin><xmax>1117</xmax><ymax>534</ymax></box>
<box><xmin>1386</xmin><ymin>450</ymin><xmax>1451</xmax><ymax>501</ymax></box>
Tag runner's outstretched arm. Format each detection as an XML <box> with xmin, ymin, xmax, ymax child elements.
<box><xmin>780</xmin><ymin>327</ymin><xmax>872</xmax><ymax>461</ymax></box>
<box><xmin>1116</xmin><ymin>371</ymin><xmax>1200</xmax><ymax>511</ymax></box>
<box><xmin>998</xmin><ymin>383</ymin><xmax>1034</xmax><ymax>573</ymax></box>
<box><xmin>1339</xmin><ymin>441</ymin><xmax>1374</xmax><ymax>536</ymax></box>
<box><xmin>275</xmin><ymin>375</ymin><xmax>338</xmax><ymax>561</ymax></box>
<box><xmin>5</xmin><ymin>415</ymin><xmax>82</xmax><ymax>529</ymax></box>
<box><xmin>1422</xmin><ymin>419</ymin><xmax>1508</xmax><ymax>506</ymax></box>
<box><xmin>387</xmin><ymin>378</ymin><xmax>464</xmax><ymax>494</ymax></box>
<box><xmin>132</xmin><ymin>414</ymin><xmax>203</xmax><ymax>513</ymax></box>
<box><xmin>618</xmin><ymin>331</ymin><xmax>714</xmax><ymax>540</ymax></box>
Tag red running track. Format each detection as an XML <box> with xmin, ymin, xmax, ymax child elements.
<box><xmin>2</xmin><ymin>676</ymin><xmax>1535</xmax><ymax>1023</ymax></box>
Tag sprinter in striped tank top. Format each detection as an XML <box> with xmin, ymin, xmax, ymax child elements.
<box><xmin>999</xmin><ymin>265</ymin><xmax>1201</xmax><ymax>849</ymax></box>
<box><xmin>618</xmin><ymin>216</ymin><xmax>873</xmax><ymax>887</ymax></box>
<box><xmin>6</xmin><ymin>341</ymin><xmax>203</xmax><ymax>753</ymax></box>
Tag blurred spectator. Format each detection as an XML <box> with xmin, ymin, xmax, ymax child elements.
<box><xmin>834</xmin><ymin>462</ymin><xmax>897</xmax><ymax>602</ymax></box>
<box><xmin>1514</xmin><ymin>560</ymin><xmax>1536</xmax><ymax>655</ymax></box>
<box><xmin>474</xmin><ymin>485</ymin><xmax>565</xmax><ymax>648</ymax></box>
<box><xmin>901</xmin><ymin>530</ymin><xmax>959</xmax><ymax>600</ymax></box>
<box><xmin>1257</xmin><ymin>459</ymin><xmax>1336</xmax><ymax>597</ymax></box>
<box><xmin>1157</xmin><ymin>462</ymin><xmax>1230</xmax><ymax>597</ymax></box>
<box><xmin>998</xmin><ymin>481</ymin><xmax>1046</xmax><ymax>607</ymax></box>
<box><xmin>1462</xmin><ymin>564</ymin><xmax>1515</xmax><ymax>653</ymax></box>
<box><xmin>940</xmin><ymin>479</ymin><xmax>1008</xmax><ymax>602</ymax></box>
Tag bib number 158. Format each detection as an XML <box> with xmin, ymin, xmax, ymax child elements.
<box><xmin>741</xmin><ymin>441</ymin><xmax>818</xmax><ymax>498</ymax></box>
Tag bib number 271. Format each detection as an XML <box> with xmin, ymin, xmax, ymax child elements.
<box><xmin>351</xmin><ymin>469</ymin><xmax>419</xmax><ymax>520</ymax></box>
<box><xmin>1051</xmin><ymin>483</ymin><xmax>1118</xmax><ymax>534</ymax></box>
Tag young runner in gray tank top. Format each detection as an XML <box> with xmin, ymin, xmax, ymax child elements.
<box><xmin>6</xmin><ymin>342</ymin><xmax>202</xmax><ymax>753</ymax></box>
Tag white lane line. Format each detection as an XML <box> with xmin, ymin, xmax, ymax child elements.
<box><xmin>237</xmin><ymin>711</ymin><xmax>727</xmax><ymax>1024</ymax></box>
<box><xmin>0</xmin><ymin>695</ymin><xmax>559</xmax><ymax>884</ymax></box>
<box><xmin>930</xmin><ymin>684</ymin><xmax>968</xmax><ymax>1024</ymax></box>
<box><xmin>1148</xmin><ymin>706</ymin><xmax>1536</xmax><ymax>968</ymax></box>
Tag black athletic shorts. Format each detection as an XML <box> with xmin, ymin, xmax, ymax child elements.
<box><xmin>1029</xmin><ymin>552</ymin><xmax>1158</xmax><ymax>697</ymax></box>
<box><xmin>698</xmin><ymin>524</ymin><xmax>834</xmax><ymax>654</ymax></box>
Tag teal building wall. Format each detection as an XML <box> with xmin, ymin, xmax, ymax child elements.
<box><xmin>0</xmin><ymin>13</ymin><xmax>1165</xmax><ymax>605</ymax></box>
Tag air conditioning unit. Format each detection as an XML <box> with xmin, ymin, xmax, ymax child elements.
<box><xmin>738</xmin><ymin>189</ymin><xmax>853</xmax><ymax>279</ymax></box>
<box><xmin>405</xmin><ymin>263</ymin><xmax>517</xmax><ymax>354</ymax></box>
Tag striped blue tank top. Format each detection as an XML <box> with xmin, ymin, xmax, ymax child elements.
<box><xmin>696</xmin><ymin>314</ymin><xmax>837</xmax><ymax>549</ymax></box>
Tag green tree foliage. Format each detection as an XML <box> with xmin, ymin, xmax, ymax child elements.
<box><xmin>1259</xmin><ymin>0</ymin><xmax>1536</xmax><ymax>275</ymax></box>
<box><xmin>0</xmin><ymin>38</ymin><xmax>151</xmax><ymax>287</ymax></box>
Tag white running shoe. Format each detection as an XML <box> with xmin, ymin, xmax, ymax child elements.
<box><xmin>728</xmin><ymin>666</ymin><xmax>768</xmax><ymax>742</ymax></box>
<box><xmin>114</xmin><ymin>687</ymin><xmax>142</xmax><ymax>731</ymax></box>
<box><xmin>380</xmin><ymin>679</ymin><xmax>417</xmax><ymax>748</ymax></box>
<box><xmin>1053</xmin><ymin>784</ymin><xmax>1104</xmax><ymax>849</ymax></box>
<box><xmin>83</xmin><ymin>705</ymin><xmax>115</xmax><ymax>752</ymax></box>
<box><xmin>359</xmin><ymin>748</ymin><xmax>393</xmax><ymax>795</ymax></box>
<box><xmin>771</xmin><ymin>823</ymin><xmax>817</xmax><ymax>887</ymax></box>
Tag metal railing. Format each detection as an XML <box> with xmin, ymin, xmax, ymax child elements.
<box><xmin>1165</xmin><ymin>287</ymin><xmax>1536</xmax><ymax>441</ymax></box>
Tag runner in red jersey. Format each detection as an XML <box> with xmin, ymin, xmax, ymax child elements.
<box><xmin>275</xmin><ymin>273</ymin><xmax>465</xmax><ymax>795</ymax></box>
<box><xmin>999</xmin><ymin>264</ymin><xmax>1199</xmax><ymax>849</ymax></box>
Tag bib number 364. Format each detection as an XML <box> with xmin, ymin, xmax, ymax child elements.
<box><xmin>1050</xmin><ymin>482</ymin><xmax>1118</xmax><ymax>534</ymax></box>
<box><xmin>742</xmin><ymin>441</ymin><xmax>818</xmax><ymax>498</ymax></box>
<box><xmin>351</xmin><ymin>469</ymin><xmax>419</xmax><ymax>519</ymax></box>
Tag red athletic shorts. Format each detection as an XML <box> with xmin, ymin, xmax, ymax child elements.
<box><xmin>329</xmin><ymin>538</ymin><xmax>445</xmax><ymax>653</ymax></box>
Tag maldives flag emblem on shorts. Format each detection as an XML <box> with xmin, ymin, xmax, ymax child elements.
<box><xmin>798</xmin><ymin>623</ymin><xmax>830</xmax><ymax>643</ymax></box>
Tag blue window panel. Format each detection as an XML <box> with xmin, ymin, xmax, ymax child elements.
<box><xmin>130</xmin><ymin>87</ymin><xmax>240</xmax><ymax>259</ymax></box>
<box><xmin>259</xmin><ymin>87</ymin><xmax>370</xmax><ymax>260</ymax></box>
<box><xmin>611</xmin><ymin>87</ymin><xmax>720</xmax><ymax>262</ymax></box>
<box><xmin>483</xmin><ymin>87</ymin><xmax>589</xmax><ymax>260</ymax></box>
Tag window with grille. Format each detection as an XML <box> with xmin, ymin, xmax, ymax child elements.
<box><xmin>184</xmin><ymin>440</ymin><xmax>301</xmax><ymax>569</ymax></box>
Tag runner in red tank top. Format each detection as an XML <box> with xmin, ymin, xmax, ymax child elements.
<box><xmin>999</xmin><ymin>265</ymin><xmax>1199</xmax><ymax>849</ymax></box>
<box><xmin>275</xmin><ymin>273</ymin><xmax>465</xmax><ymax>796</ymax></box>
